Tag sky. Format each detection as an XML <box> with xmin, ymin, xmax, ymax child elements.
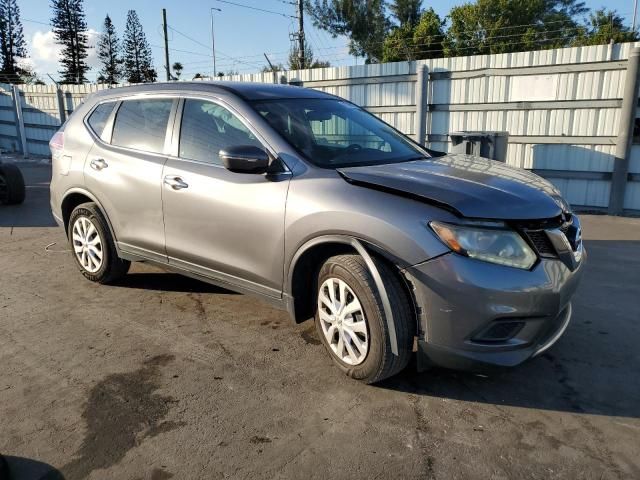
<box><xmin>19</xmin><ymin>0</ymin><xmax>636</xmax><ymax>83</ymax></box>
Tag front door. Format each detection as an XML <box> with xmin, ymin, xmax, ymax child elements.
<box><xmin>162</xmin><ymin>98</ymin><xmax>290</xmax><ymax>297</ymax></box>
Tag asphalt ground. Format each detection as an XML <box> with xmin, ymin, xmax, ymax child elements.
<box><xmin>1</xmin><ymin>163</ymin><xmax>639</xmax><ymax>479</ymax></box>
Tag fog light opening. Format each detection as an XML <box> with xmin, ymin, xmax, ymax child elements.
<box><xmin>472</xmin><ymin>320</ymin><xmax>526</xmax><ymax>343</ymax></box>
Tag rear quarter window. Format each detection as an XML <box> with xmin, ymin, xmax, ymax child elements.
<box><xmin>111</xmin><ymin>99</ymin><xmax>174</xmax><ymax>154</ymax></box>
<box><xmin>87</xmin><ymin>102</ymin><xmax>116</xmax><ymax>138</ymax></box>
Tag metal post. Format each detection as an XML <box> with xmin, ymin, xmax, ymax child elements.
<box><xmin>264</xmin><ymin>53</ymin><xmax>278</xmax><ymax>84</ymax></box>
<box><xmin>609</xmin><ymin>47</ymin><xmax>640</xmax><ymax>215</ymax></box>
<box><xmin>162</xmin><ymin>9</ymin><xmax>171</xmax><ymax>81</ymax></box>
<box><xmin>415</xmin><ymin>64</ymin><xmax>429</xmax><ymax>146</ymax></box>
<box><xmin>11</xmin><ymin>84</ymin><xmax>27</xmax><ymax>157</ymax></box>
<box><xmin>633</xmin><ymin>0</ymin><xmax>638</xmax><ymax>33</ymax></box>
<box><xmin>56</xmin><ymin>87</ymin><xmax>66</xmax><ymax>125</ymax></box>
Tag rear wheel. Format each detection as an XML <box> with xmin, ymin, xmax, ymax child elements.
<box><xmin>68</xmin><ymin>202</ymin><xmax>130</xmax><ymax>283</ymax></box>
<box><xmin>0</xmin><ymin>163</ymin><xmax>26</xmax><ymax>205</ymax></box>
<box><xmin>314</xmin><ymin>254</ymin><xmax>413</xmax><ymax>383</ymax></box>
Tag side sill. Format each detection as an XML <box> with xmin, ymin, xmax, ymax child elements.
<box><xmin>117</xmin><ymin>242</ymin><xmax>167</xmax><ymax>263</ymax></box>
<box><xmin>117</xmin><ymin>243</ymin><xmax>287</xmax><ymax>311</ymax></box>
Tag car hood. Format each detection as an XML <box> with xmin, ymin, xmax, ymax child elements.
<box><xmin>337</xmin><ymin>154</ymin><xmax>571</xmax><ymax>220</ymax></box>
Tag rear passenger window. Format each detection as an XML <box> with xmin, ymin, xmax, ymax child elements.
<box><xmin>179</xmin><ymin>99</ymin><xmax>262</xmax><ymax>165</ymax></box>
<box><xmin>111</xmin><ymin>99</ymin><xmax>173</xmax><ymax>153</ymax></box>
<box><xmin>87</xmin><ymin>102</ymin><xmax>115</xmax><ymax>138</ymax></box>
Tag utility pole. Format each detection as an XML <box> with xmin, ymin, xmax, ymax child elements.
<box><xmin>211</xmin><ymin>8</ymin><xmax>221</xmax><ymax>78</ymax></box>
<box><xmin>633</xmin><ymin>0</ymin><xmax>638</xmax><ymax>33</ymax></box>
<box><xmin>297</xmin><ymin>0</ymin><xmax>304</xmax><ymax>68</ymax></box>
<box><xmin>264</xmin><ymin>53</ymin><xmax>275</xmax><ymax>71</ymax></box>
<box><xmin>162</xmin><ymin>8</ymin><xmax>171</xmax><ymax>81</ymax></box>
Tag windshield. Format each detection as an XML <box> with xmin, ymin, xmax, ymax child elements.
<box><xmin>251</xmin><ymin>98</ymin><xmax>428</xmax><ymax>168</ymax></box>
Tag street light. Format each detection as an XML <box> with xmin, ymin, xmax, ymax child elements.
<box><xmin>211</xmin><ymin>7</ymin><xmax>222</xmax><ymax>78</ymax></box>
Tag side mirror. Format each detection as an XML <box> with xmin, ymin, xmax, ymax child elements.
<box><xmin>219</xmin><ymin>145</ymin><xmax>270</xmax><ymax>174</ymax></box>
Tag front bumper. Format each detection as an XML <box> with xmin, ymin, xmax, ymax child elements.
<box><xmin>404</xmin><ymin>250</ymin><xmax>585</xmax><ymax>371</ymax></box>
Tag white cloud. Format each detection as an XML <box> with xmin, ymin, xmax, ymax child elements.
<box><xmin>25</xmin><ymin>29</ymin><xmax>101</xmax><ymax>80</ymax></box>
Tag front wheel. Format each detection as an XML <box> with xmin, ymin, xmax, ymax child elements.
<box><xmin>68</xmin><ymin>202</ymin><xmax>130</xmax><ymax>283</ymax></box>
<box><xmin>314</xmin><ymin>254</ymin><xmax>413</xmax><ymax>383</ymax></box>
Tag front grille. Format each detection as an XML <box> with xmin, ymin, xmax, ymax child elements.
<box><xmin>526</xmin><ymin>230</ymin><xmax>557</xmax><ymax>257</ymax></box>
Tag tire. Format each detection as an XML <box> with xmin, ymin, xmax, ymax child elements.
<box><xmin>314</xmin><ymin>254</ymin><xmax>413</xmax><ymax>384</ymax></box>
<box><xmin>68</xmin><ymin>202</ymin><xmax>130</xmax><ymax>284</ymax></box>
<box><xmin>0</xmin><ymin>163</ymin><xmax>26</xmax><ymax>205</ymax></box>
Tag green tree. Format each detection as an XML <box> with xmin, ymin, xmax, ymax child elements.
<box><xmin>442</xmin><ymin>0</ymin><xmax>588</xmax><ymax>57</ymax></box>
<box><xmin>97</xmin><ymin>15</ymin><xmax>121</xmax><ymax>84</ymax></box>
<box><xmin>382</xmin><ymin>8</ymin><xmax>445</xmax><ymax>62</ymax></box>
<box><xmin>572</xmin><ymin>9</ymin><xmax>638</xmax><ymax>46</ymax></box>
<box><xmin>382</xmin><ymin>24</ymin><xmax>415</xmax><ymax>62</ymax></box>
<box><xmin>172</xmin><ymin>61</ymin><xmax>183</xmax><ymax>80</ymax></box>
<box><xmin>0</xmin><ymin>0</ymin><xmax>27</xmax><ymax>82</ymax></box>
<box><xmin>51</xmin><ymin>0</ymin><xmax>89</xmax><ymax>84</ymax></box>
<box><xmin>288</xmin><ymin>42</ymin><xmax>331</xmax><ymax>69</ymax></box>
<box><xmin>306</xmin><ymin>0</ymin><xmax>389</xmax><ymax>62</ymax></box>
<box><xmin>389</xmin><ymin>0</ymin><xmax>422</xmax><ymax>27</ymax></box>
<box><xmin>122</xmin><ymin>10</ymin><xmax>156</xmax><ymax>83</ymax></box>
<box><xmin>412</xmin><ymin>8</ymin><xmax>445</xmax><ymax>57</ymax></box>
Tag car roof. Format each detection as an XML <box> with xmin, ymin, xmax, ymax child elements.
<box><xmin>91</xmin><ymin>81</ymin><xmax>335</xmax><ymax>101</ymax></box>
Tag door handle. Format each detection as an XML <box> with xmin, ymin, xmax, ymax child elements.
<box><xmin>90</xmin><ymin>158</ymin><xmax>108</xmax><ymax>171</ymax></box>
<box><xmin>163</xmin><ymin>175</ymin><xmax>189</xmax><ymax>190</ymax></box>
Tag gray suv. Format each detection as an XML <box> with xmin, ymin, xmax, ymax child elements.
<box><xmin>50</xmin><ymin>82</ymin><xmax>585</xmax><ymax>383</ymax></box>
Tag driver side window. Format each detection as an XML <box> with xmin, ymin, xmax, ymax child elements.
<box><xmin>179</xmin><ymin>99</ymin><xmax>262</xmax><ymax>165</ymax></box>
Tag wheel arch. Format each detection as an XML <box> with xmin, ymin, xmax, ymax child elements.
<box><xmin>286</xmin><ymin>235</ymin><xmax>415</xmax><ymax>356</ymax></box>
<box><xmin>61</xmin><ymin>188</ymin><xmax>118</xmax><ymax>246</ymax></box>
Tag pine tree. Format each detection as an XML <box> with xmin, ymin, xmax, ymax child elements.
<box><xmin>389</xmin><ymin>0</ymin><xmax>422</xmax><ymax>26</ymax></box>
<box><xmin>0</xmin><ymin>0</ymin><xmax>27</xmax><ymax>82</ymax></box>
<box><xmin>97</xmin><ymin>14</ymin><xmax>121</xmax><ymax>84</ymax></box>
<box><xmin>51</xmin><ymin>0</ymin><xmax>89</xmax><ymax>84</ymax></box>
<box><xmin>122</xmin><ymin>10</ymin><xmax>156</xmax><ymax>83</ymax></box>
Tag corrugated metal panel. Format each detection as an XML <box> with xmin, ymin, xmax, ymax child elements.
<box><xmin>624</xmin><ymin>181</ymin><xmax>640</xmax><ymax>210</ymax></box>
<box><xmin>1</xmin><ymin>42</ymin><xmax>639</xmax><ymax>209</ymax></box>
<box><xmin>548</xmin><ymin>178</ymin><xmax>611</xmax><ymax>208</ymax></box>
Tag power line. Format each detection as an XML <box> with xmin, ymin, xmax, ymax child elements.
<box><xmin>213</xmin><ymin>0</ymin><xmax>295</xmax><ymax>19</ymax></box>
<box><xmin>22</xmin><ymin>17</ymin><xmax>52</xmax><ymax>27</ymax></box>
<box><xmin>165</xmin><ymin>25</ymin><xmax>264</xmax><ymax>69</ymax></box>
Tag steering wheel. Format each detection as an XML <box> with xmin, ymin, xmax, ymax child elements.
<box><xmin>345</xmin><ymin>144</ymin><xmax>363</xmax><ymax>153</ymax></box>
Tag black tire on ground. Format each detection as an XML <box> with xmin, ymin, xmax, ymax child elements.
<box><xmin>0</xmin><ymin>163</ymin><xmax>26</xmax><ymax>205</ymax></box>
<box><xmin>68</xmin><ymin>202</ymin><xmax>130</xmax><ymax>284</ymax></box>
<box><xmin>314</xmin><ymin>254</ymin><xmax>414</xmax><ymax>384</ymax></box>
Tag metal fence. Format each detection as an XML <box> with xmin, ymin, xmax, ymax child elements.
<box><xmin>2</xmin><ymin>42</ymin><xmax>639</xmax><ymax>214</ymax></box>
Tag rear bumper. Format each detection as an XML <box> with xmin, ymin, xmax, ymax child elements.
<box><xmin>405</xmin><ymin>250</ymin><xmax>585</xmax><ymax>371</ymax></box>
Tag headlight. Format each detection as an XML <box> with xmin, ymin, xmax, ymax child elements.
<box><xmin>429</xmin><ymin>221</ymin><xmax>537</xmax><ymax>270</ymax></box>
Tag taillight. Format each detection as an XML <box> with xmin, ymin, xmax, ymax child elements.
<box><xmin>50</xmin><ymin>131</ymin><xmax>64</xmax><ymax>158</ymax></box>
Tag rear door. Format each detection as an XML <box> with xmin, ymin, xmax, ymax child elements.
<box><xmin>84</xmin><ymin>96</ymin><xmax>177</xmax><ymax>262</ymax></box>
<box><xmin>161</xmin><ymin>97</ymin><xmax>290</xmax><ymax>297</ymax></box>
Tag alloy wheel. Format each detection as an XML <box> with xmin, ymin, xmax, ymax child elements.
<box><xmin>72</xmin><ymin>216</ymin><xmax>104</xmax><ymax>273</ymax></box>
<box><xmin>317</xmin><ymin>277</ymin><xmax>369</xmax><ymax>365</ymax></box>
